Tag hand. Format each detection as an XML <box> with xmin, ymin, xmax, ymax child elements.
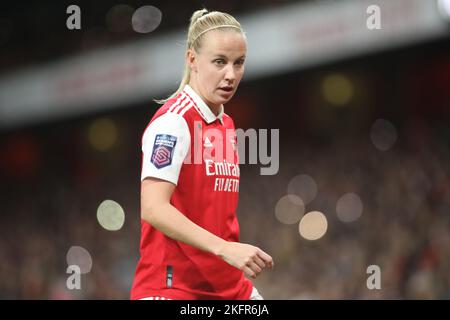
<box><xmin>217</xmin><ymin>242</ymin><xmax>274</xmax><ymax>279</ymax></box>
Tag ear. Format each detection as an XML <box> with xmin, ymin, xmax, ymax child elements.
<box><xmin>187</xmin><ymin>49</ymin><xmax>197</xmax><ymax>73</ymax></box>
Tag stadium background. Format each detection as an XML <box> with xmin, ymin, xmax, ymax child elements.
<box><xmin>0</xmin><ymin>0</ymin><xmax>450</xmax><ymax>299</ymax></box>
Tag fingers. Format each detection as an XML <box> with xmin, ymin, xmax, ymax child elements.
<box><xmin>224</xmin><ymin>243</ymin><xmax>274</xmax><ymax>277</ymax></box>
<box><xmin>243</xmin><ymin>266</ymin><xmax>256</xmax><ymax>279</ymax></box>
<box><xmin>253</xmin><ymin>255</ymin><xmax>266</xmax><ymax>269</ymax></box>
<box><xmin>244</xmin><ymin>257</ymin><xmax>265</xmax><ymax>279</ymax></box>
<box><xmin>247</xmin><ymin>260</ymin><xmax>262</xmax><ymax>276</ymax></box>
<box><xmin>257</xmin><ymin>249</ymin><xmax>274</xmax><ymax>269</ymax></box>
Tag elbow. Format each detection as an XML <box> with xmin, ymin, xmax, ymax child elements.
<box><xmin>141</xmin><ymin>201</ymin><xmax>165</xmax><ymax>225</ymax></box>
<box><xmin>141</xmin><ymin>203</ymin><xmax>157</xmax><ymax>224</ymax></box>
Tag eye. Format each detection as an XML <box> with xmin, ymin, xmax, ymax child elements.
<box><xmin>214</xmin><ymin>59</ymin><xmax>226</xmax><ymax>66</ymax></box>
<box><xmin>235</xmin><ymin>59</ymin><xmax>245</xmax><ymax>66</ymax></box>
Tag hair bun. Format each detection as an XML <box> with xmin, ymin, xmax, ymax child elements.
<box><xmin>190</xmin><ymin>9</ymin><xmax>209</xmax><ymax>25</ymax></box>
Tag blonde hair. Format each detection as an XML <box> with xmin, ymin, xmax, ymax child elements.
<box><xmin>155</xmin><ymin>9</ymin><xmax>244</xmax><ymax>104</ymax></box>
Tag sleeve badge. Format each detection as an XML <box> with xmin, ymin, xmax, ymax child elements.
<box><xmin>151</xmin><ymin>134</ymin><xmax>177</xmax><ymax>169</ymax></box>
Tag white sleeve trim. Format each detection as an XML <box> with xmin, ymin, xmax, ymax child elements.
<box><xmin>141</xmin><ymin>112</ymin><xmax>191</xmax><ymax>185</ymax></box>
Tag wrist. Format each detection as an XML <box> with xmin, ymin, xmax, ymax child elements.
<box><xmin>211</xmin><ymin>238</ymin><xmax>227</xmax><ymax>257</ymax></box>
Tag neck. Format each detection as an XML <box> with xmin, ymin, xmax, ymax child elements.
<box><xmin>188</xmin><ymin>82</ymin><xmax>221</xmax><ymax>116</ymax></box>
<box><xmin>209</xmin><ymin>104</ymin><xmax>221</xmax><ymax>116</ymax></box>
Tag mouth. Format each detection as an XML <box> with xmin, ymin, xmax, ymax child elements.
<box><xmin>218</xmin><ymin>86</ymin><xmax>233</xmax><ymax>93</ymax></box>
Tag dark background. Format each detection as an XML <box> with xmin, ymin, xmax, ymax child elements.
<box><xmin>0</xmin><ymin>0</ymin><xmax>449</xmax><ymax>299</ymax></box>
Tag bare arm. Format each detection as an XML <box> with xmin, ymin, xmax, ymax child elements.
<box><xmin>141</xmin><ymin>177</ymin><xmax>226</xmax><ymax>255</ymax></box>
<box><xmin>141</xmin><ymin>177</ymin><xmax>274</xmax><ymax>278</ymax></box>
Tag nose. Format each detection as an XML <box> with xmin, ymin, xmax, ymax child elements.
<box><xmin>224</xmin><ymin>63</ymin><xmax>236</xmax><ymax>83</ymax></box>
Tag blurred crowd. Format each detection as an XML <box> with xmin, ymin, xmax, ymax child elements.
<box><xmin>1</xmin><ymin>113</ymin><xmax>449</xmax><ymax>299</ymax></box>
<box><xmin>244</xmin><ymin>131</ymin><xmax>450</xmax><ymax>299</ymax></box>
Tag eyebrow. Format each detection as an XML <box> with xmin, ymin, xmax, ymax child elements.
<box><xmin>214</xmin><ymin>54</ymin><xmax>246</xmax><ymax>60</ymax></box>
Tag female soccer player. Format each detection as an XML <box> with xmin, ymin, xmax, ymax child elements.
<box><xmin>131</xmin><ymin>8</ymin><xmax>274</xmax><ymax>300</ymax></box>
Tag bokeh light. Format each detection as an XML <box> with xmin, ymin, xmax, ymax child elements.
<box><xmin>299</xmin><ymin>211</ymin><xmax>328</xmax><ymax>241</ymax></box>
<box><xmin>66</xmin><ymin>246</ymin><xmax>93</xmax><ymax>274</ymax></box>
<box><xmin>132</xmin><ymin>6</ymin><xmax>162</xmax><ymax>33</ymax></box>
<box><xmin>87</xmin><ymin>118</ymin><xmax>118</xmax><ymax>152</ymax></box>
<box><xmin>0</xmin><ymin>134</ymin><xmax>40</xmax><ymax>179</ymax></box>
<box><xmin>370</xmin><ymin>118</ymin><xmax>397</xmax><ymax>151</ymax></box>
<box><xmin>105</xmin><ymin>4</ymin><xmax>134</xmax><ymax>33</ymax></box>
<box><xmin>97</xmin><ymin>199</ymin><xmax>125</xmax><ymax>231</ymax></box>
<box><xmin>336</xmin><ymin>192</ymin><xmax>363</xmax><ymax>223</ymax></box>
<box><xmin>275</xmin><ymin>194</ymin><xmax>305</xmax><ymax>225</ymax></box>
<box><xmin>287</xmin><ymin>174</ymin><xmax>318</xmax><ymax>205</ymax></box>
<box><xmin>321</xmin><ymin>73</ymin><xmax>354</xmax><ymax>106</ymax></box>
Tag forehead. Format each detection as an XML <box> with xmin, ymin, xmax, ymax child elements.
<box><xmin>200</xmin><ymin>29</ymin><xmax>247</xmax><ymax>57</ymax></box>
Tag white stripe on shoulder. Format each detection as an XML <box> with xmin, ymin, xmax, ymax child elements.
<box><xmin>179</xmin><ymin>102</ymin><xmax>193</xmax><ymax>116</ymax></box>
<box><xmin>168</xmin><ymin>93</ymin><xmax>186</xmax><ymax>113</ymax></box>
<box><xmin>172</xmin><ymin>98</ymin><xmax>190</xmax><ymax>115</ymax></box>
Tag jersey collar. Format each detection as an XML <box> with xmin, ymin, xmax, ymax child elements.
<box><xmin>183</xmin><ymin>85</ymin><xmax>224</xmax><ymax>125</ymax></box>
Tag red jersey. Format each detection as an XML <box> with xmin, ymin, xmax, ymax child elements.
<box><xmin>131</xmin><ymin>85</ymin><xmax>253</xmax><ymax>300</ymax></box>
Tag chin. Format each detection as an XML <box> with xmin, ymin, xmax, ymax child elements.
<box><xmin>218</xmin><ymin>94</ymin><xmax>234</xmax><ymax>104</ymax></box>
<box><xmin>219</xmin><ymin>98</ymin><xmax>231</xmax><ymax>106</ymax></box>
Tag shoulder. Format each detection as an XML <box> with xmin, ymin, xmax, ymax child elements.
<box><xmin>154</xmin><ymin>92</ymin><xmax>197</xmax><ymax>122</ymax></box>
<box><xmin>145</xmin><ymin>94</ymin><xmax>193</xmax><ymax>129</ymax></box>
<box><xmin>142</xmin><ymin>99</ymin><xmax>193</xmax><ymax>146</ymax></box>
<box><xmin>143</xmin><ymin>113</ymin><xmax>190</xmax><ymax>140</ymax></box>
